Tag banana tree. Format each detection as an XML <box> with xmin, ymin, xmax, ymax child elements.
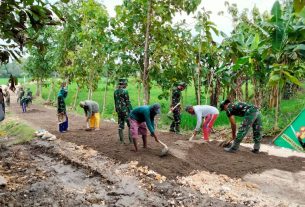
<box><xmin>268</xmin><ymin>64</ymin><xmax>302</xmax><ymax>129</ymax></box>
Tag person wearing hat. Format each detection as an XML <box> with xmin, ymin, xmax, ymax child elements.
<box><xmin>185</xmin><ymin>105</ymin><xmax>219</xmax><ymax>142</ymax></box>
<box><xmin>57</xmin><ymin>82</ymin><xmax>68</xmax><ymax>133</ymax></box>
<box><xmin>128</xmin><ymin>103</ymin><xmax>162</xmax><ymax>152</ymax></box>
<box><xmin>19</xmin><ymin>88</ymin><xmax>32</xmax><ymax>113</ymax></box>
<box><xmin>114</xmin><ymin>78</ymin><xmax>133</xmax><ymax>144</ymax></box>
<box><xmin>169</xmin><ymin>82</ymin><xmax>187</xmax><ymax>134</ymax></box>
<box><xmin>219</xmin><ymin>99</ymin><xmax>262</xmax><ymax>153</ymax></box>
<box><xmin>80</xmin><ymin>100</ymin><xmax>100</xmax><ymax>130</ymax></box>
<box><xmin>17</xmin><ymin>87</ymin><xmax>24</xmax><ymax>103</ymax></box>
<box><xmin>26</xmin><ymin>88</ymin><xmax>33</xmax><ymax>104</ymax></box>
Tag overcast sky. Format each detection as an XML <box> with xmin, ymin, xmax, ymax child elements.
<box><xmin>101</xmin><ymin>0</ymin><xmax>275</xmax><ymax>41</ymax></box>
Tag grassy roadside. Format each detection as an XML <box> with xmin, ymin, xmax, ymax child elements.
<box><xmin>0</xmin><ymin>114</ymin><xmax>35</xmax><ymax>145</ymax></box>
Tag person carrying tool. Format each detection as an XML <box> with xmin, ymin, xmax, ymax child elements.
<box><xmin>220</xmin><ymin>99</ymin><xmax>263</xmax><ymax>153</ymax></box>
<box><xmin>57</xmin><ymin>82</ymin><xmax>68</xmax><ymax>133</ymax></box>
<box><xmin>114</xmin><ymin>78</ymin><xmax>133</xmax><ymax>144</ymax></box>
<box><xmin>185</xmin><ymin>105</ymin><xmax>219</xmax><ymax>142</ymax></box>
<box><xmin>128</xmin><ymin>103</ymin><xmax>162</xmax><ymax>152</ymax></box>
<box><xmin>80</xmin><ymin>100</ymin><xmax>100</xmax><ymax>131</ymax></box>
<box><xmin>169</xmin><ymin>82</ymin><xmax>187</xmax><ymax>134</ymax></box>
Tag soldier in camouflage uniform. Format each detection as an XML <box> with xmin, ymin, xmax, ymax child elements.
<box><xmin>220</xmin><ymin>99</ymin><xmax>263</xmax><ymax>153</ymax></box>
<box><xmin>114</xmin><ymin>78</ymin><xmax>133</xmax><ymax>144</ymax></box>
<box><xmin>169</xmin><ymin>82</ymin><xmax>187</xmax><ymax>134</ymax></box>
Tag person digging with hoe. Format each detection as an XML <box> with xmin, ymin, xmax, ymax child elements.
<box><xmin>129</xmin><ymin>103</ymin><xmax>168</xmax><ymax>155</ymax></box>
<box><xmin>220</xmin><ymin>99</ymin><xmax>262</xmax><ymax>153</ymax></box>
<box><xmin>80</xmin><ymin>100</ymin><xmax>100</xmax><ymax>131</ymax></box>
<box><xmin>185</xmin><ymin>105</ymin><xmax>219</xmax><ymax>143</ymax></box>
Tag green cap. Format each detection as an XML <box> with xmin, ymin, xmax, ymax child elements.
<box><xmin>178</xmin><ymin>82</ymin><xmax>187</xmax><ymax>88</ymax></box>
<box><xmin>118</xmin><ymin>78</ymin><xmax>128</xmax><ymax>85</ymax></box>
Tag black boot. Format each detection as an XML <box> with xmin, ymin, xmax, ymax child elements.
<box><xmin>169</xmin><ymin>122</ymin><xmax>175</xmax><ymax>132</ymax></box>
<box><xmin>175</xmin><ymin>125</ymin><xmax>181</xmax><ymax>134</ymax></box>
<box><xmin>252</xmin><ymin>142</ymin><xmax>260</xmax><ymax>154</ymax></box>
<box><xmin>118</xmin><ymin>129</ymin><xmax>124</xmax><ymax>144</ymax></box>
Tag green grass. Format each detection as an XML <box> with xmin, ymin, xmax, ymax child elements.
<box><xmin>0</xmin><ymin>78</ymin><xmax>8</xmax><ymax>85</ymax></box>
<box><xmin>4</xmin><ymin>78</ymin><xmax>305</xmax><ymax>136</ymax></box>
<box><xmin>0</xmin><ymin>120</ymin><xmax>35</xmax><ymax>145</ymax></box>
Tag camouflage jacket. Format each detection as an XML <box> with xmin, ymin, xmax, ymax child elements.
<box><xmin>114</xmin><ymin>88</ymin><xmax>132</xmax><ymax>114</ymax></box>
<box><xmin>226</xmin><ymin>102</ymin><xmax>258</xmax><ymax>117</ymax></box>
<box><xmin>171</xmin><ymin>87</ymin><xmax>181</xmax><ymax>107</ymax></box>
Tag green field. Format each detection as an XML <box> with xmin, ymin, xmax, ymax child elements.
<box><xmin>4</xmin><ymin>78</ymin><xmax>305</xmax><ymax>135</ymax></box>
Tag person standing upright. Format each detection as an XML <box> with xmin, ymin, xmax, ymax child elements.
<box><xmin>57</xmin><ymin>82</ymin><xmax>68</xmax><ymax>133</ymax></box>
<box><xmin>114</xmin><ymin>78</ymin><xmax>133</xmax><ymax>144</ymax></box>
<box><xmin>169</xmin><ymin>82</ymin><xmax>186</xmax><ymax>134</ymax></box>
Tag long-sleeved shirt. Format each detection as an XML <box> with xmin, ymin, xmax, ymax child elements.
<box><xmin>114</xmin><ymin>88</ymin><xmax>132</xmax><ymax>114</ymax></box>
<box><xmin>129</xmin><ymin>105</ymin><xmax>156</xmax><ymax>134</ymax></box>
<box><xmin>171</xmin><ymin>87</ymin><xmax>181</xmax><ymax>107</ymax></box>
<box><xmin>83</xmin><ymin>100</ymin><xmax>99</xmax><ymax>118</ymax></box>
<box><xmin>193</xmin><ymin>105</ymin><xmax>219</xmax><ymax>131</ymax></box>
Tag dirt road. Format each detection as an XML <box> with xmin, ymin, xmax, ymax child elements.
<box><xmin>1</xmin><ymin>96</ymin><xmax>305</xmax><ymax>206</ymax></box>
<box><xmin>11</xmin><ymin>99</ymin><xmax>305</xmax><ymax>179</ymax></box>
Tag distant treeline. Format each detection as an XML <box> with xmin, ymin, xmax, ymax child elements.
<box><xmin>0</xmin><ymin>61</ymin><xmax>25</xmax><ymax>78</ymax></box>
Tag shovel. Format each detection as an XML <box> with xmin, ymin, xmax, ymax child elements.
<box><xmin>167</xmin><ymin>103</ymin><xmax>181</xmax><ymax>120</ymax></box>
<box><xmin>159</xmin><ymin>140</ymin><xmax>169</xmax><ymax>157</ymax></box>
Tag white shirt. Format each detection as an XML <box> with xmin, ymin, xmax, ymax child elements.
<box><xmin>193</xmin><ymin>105</ymin><xmax>219</xmax><ymax>131</ymax></box>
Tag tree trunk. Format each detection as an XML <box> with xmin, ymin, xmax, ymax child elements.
<box><xmin>236</xmin><ymin>76</ymin><xmax>243</xmax><ymax>101</ymax></box>
<box><xmin>205</xmin><ymin>70</ymin><xmax>213</xmax><ymax>105</ymax></box>
<box><xmin>137</xmin><ymin>81</ymin><xmax>142</xmax><ymax>106</ymax></box>
<box><xmin>197</xmin><ymin>65</ymin><xmax>201</xmax><ymax>105</ymax></box>
<box><xmin>36</xmin><ymin>78</ymin><xmax>42</xmax><ymax>97</ymax></box>
<box><xmin>274</xmin><ymin>83</ymin><xmax>280</xmax><ymax>130</ymax></box>
<box><xmin>101</xmin><ymin>76</ymin><xmax>109</xmax><ymax>119</ymax></box>
<box><xmin>88</xmin><ymin>88</ymin><xmax>93</xmax><ymax>100</ymax></box>
<box><xmin>193</xmin><ymin>76</ymin><xmax>199</xmax><ymax>104</ymax></box>
<box><xmin>72</xmin><ymin>85</ymin><xmax>80</xmax><ymax>110</ymax></box>
<box><xmin>47</xmin><ymin>80</ymin><xmax>54</xmax><ymax>102</ymax></box>
<box><xmin>210</xmin><ymin>78</ymin><xmax>220</xmax><ymax>107</ymax></box>
<box><xmin>143</xmin><ymin>0</ymin><xmax>153</xmax><ymax>105</ymax></box>
<box><xmin>245</xmin><ymin>78</ymin><xmax>249</xmax><ymax>101</ymax></box>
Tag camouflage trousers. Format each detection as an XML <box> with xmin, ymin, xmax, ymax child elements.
<box><xmin>236</xmin><ymin>108</ymin><xmax>262</xmax><ymax>144</ymax></box>
<box><xmin>170</xmin><ymin>108</ymin><xmax>181</xmax><ymax>132</ymax></box>
<box><xmin>117</xmin><ymin>112</ymin><xmax>130</xmax><ymax>130</ymax></box>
